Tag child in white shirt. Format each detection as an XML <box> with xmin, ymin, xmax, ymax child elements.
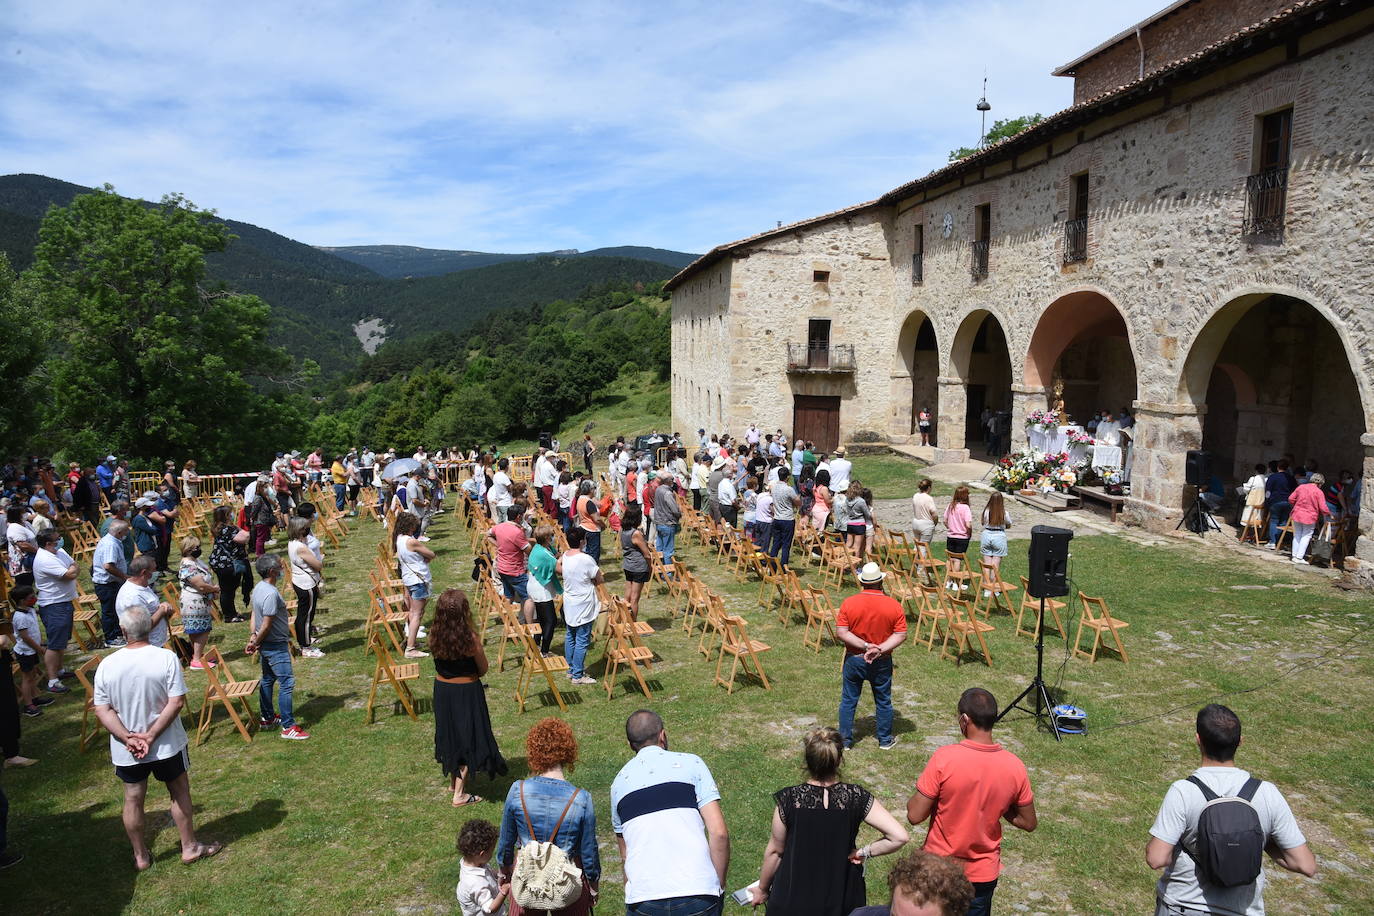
<box><xmin>9</xmin><ymin>584</ymin><xmax>50</xmax><ymax>716</ymax></box>
<box><xmin>456</xmin><ymin>819</ymin><xmax>509</xmax><ymax>916</ymax></box>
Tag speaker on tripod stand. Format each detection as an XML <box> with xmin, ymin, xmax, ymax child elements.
<box><xmin>998</xmin><ymin>525</ymin><xmax>1073</xmax><ymax>740</ymax></box>
<box><xmin>1178</xmin><ymin>450</ymin><xmax>1221</xmax><ymax>535</ymax></box>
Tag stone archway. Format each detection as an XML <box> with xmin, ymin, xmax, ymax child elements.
<box><xmin>889</xmin><ymin>310</ymin><xmax>939</xmax><ymax>444</ymax></box>
<box><xmin>1023</xmin><ymin>290</ymin><xmax>1139</xmax><ymax>429</ymax></box>
<box><xmin>1173</xmin><ymin>293</ymin><xmax>1372</xmax><ymax>555</ymax></box>
<box><xmin>942</xmin><ymin>310</ymin><xmax>1014</xmax><ymax>460</ymax></box>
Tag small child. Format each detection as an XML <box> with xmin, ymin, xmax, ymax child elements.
<box><xmin>741</xmin><ymin>476</ymin><xmax>759</xmax><ymax>542</ymax></box>
<box><xmin>456</xmin><ymin>819</ymin><xmax>510</xmax><ymax>916</ymax></box>
<box><xmin>754</xmin><ymin>487</ymin><xmax>774</xmax><ymax>549</ymax></box>
<box><xmin>10</xmin><ymin>585</ymin><xmax>51</xmax><ymax>717</ymax></box>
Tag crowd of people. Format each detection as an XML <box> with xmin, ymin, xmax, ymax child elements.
<box><xmin>1230</xmin><ymin>456</ymin><xmax>1363</xmax><ymax>563</ymax></box>
<box><xmin>0</xmin><ymin>429</ymin><xmax>1321</xmax><ymax>916</ymax></box>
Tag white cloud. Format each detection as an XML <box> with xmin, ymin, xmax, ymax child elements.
<box><xmin>1</xmin><ymin>0</ymin><xmax>1167</xmax><ymax>252</ymax></box>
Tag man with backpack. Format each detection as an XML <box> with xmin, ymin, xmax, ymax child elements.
<box><xmin>1146</xmin><ymin>704</ymin><xmax>1315</xmax><ymax>915</ymax></box>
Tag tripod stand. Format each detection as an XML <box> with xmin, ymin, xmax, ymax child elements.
<box><xmin>1176</xmin><ymin>495</ymin><xmax>1221</xmax><ymax>536</ymax></box>
<box><xmin>995</xmin><ymin>595</ymin><xmax>1061</xmax><ymax>741</ymax></box>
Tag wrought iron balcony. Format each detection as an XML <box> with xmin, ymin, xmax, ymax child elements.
<box><xmin>911</xmin><ymin>251</ymin><xmax>924</xmax><ymax>284</ymax></box>
<box><xmin>1242</xmin><ymin>167</ymin><xmax>1287</xmax><ymax>240</ymax></box>
<box><xmin>970</xmin><ymin>240</ymin><xmax>989</xmax><ymax>279</ymax></box>
<box><xmin>787</xmin><ymin>342</ymin><xmax>856</xmax><ymax>373</ymax></box>
<box><xmin>1063</xmin><ymin>217</ymin><xmax>1088</xmax><ymax>263</ymax></box>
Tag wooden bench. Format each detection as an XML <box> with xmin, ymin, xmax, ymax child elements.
<box><xmin>1071</xmin><ymin>485</ymin><xmax>1125</xmax><ymax>523</ymax></box>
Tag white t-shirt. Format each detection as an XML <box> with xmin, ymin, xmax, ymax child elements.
<box><xmin>117</xmin><ymin>581</ymin><xmax>169</xmax><ymax>648</ymax></box>
<box><xmin>456</xmin><ymin>861</ymin><xmax>506</xmax><ymax>916</ymax></box>
<box><xmin>34</xmin><ymin>548</ymin><xmax>79</xmax><ymax>605</ymax></box>
<box><xmin>828</xmin><ymin>458</ymin><xmax>853</xmax><ymax>493</ymax></box>
<box><xmin>93</xmin><ymin>645</ymin><xmax>188</xmax><ymax>767</ymax></box>
<box><xmin>11</xmin><ymin>608</ymin><xmax>40</xmax><ymax>656</ymax></box>
<box><xmin>1150</xmin><ymin>766</ymin><xmax>1307</xmax><ymax>916</ymax></box>
<box><xmin>557</xmin><ymin>481</ymin><xmax>576</xmax><ymax>510</ymax></box>
<box><xmin>396</xmin><ymin>535</ymin><xmax>432</xmax><ymax>586</ymax></box>
<box><xmin>560</xmin><ymin>551</ymin><xmax>601</xmax><ymax>627</ymax></box>
<box><xmin>717</xmin><ymin>477</ymin><xmax>738</xmax><ymax>507</ymax></box>
<box><xmin>6</xmin><ymin>521</ymin><xmax>34</xmax><ymax>575</ymax></box>
<box><xmin>289</xmin><ymin>541</ymin><xmax>321</xmax><ymax>588</ymax></box>
<box><xmin>489</xmin><ymin>472</ymin><xmax>512</xmax><ymax>508</ymax></box>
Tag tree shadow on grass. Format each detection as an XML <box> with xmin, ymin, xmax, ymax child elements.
<box><xmin>294</xmin><ymin>692</ymin><xmax>353</xmax><ymax>725</ymax></box>
<box><xmin>16</xmin><ymin>801</ymin><xmax>138</xmax><ymax>915</ymax></box>
<box><xmin>170</xmin><ymin>798</ymin><xmax>288</xmax><ymax>855</ymax></box>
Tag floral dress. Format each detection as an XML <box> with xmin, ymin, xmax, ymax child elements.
<box><xmin>178</xmin><ymin>557</ymin><xmax>215</xmax><ymax>636</ymax></box>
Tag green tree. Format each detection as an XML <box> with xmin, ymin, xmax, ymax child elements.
<box><xmin>0</xmin><ymin>253</ymin><xmax>46</xmax><ymax>445</ymax></box>
<box><xmin>948</xmin><ymin>113</ymin><xmax>1045</xmax><ymax>162</ymax></box>
<box><xmin>24</xmin><ymin>187</ymin><xmax>296</xmax><ymax>468</ymax></box>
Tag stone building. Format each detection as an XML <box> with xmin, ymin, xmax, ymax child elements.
<box><xmin>666</xmin><ymin>0</ymin><xmax>1374</xmax><ymax>557</ymax></box>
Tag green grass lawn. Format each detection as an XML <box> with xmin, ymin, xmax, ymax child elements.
<box><xmin>502</xmin><ymin>371</ymin><xmax>670</xmax><ymax>455</ymax></box>
<box><xmin>847</xmin><ymin>453</ymin><xmax>949</xmax><ymax>501</ymax></box>
<box><xmin>5</xmin><ymin>507</ymin><xmax>1372</xmax><ymax>914</ymax></box>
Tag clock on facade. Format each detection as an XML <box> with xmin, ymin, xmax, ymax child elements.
<box><xmin>941</xmin><ymin>212</ymin><xmax>954</xmax><ymax>238</ymax></box>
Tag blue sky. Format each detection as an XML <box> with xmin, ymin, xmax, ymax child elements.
<box><xmin>2</xmin><ymin>0</ymin><xmax>1166</xmax><ymax>254</ymax></box>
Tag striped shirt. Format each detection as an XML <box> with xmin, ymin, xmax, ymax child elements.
<box><xmin>611</xmin><ymin>746</ymin><xmax>721</xmax><ymax>903</ymax></box>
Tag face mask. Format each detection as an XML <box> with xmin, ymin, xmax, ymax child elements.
<box><xmin>188</xmin><ymin>547</ymin><xmax>202</xmax><ymax>558</ymax></box>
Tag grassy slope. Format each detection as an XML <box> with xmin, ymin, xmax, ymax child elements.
<box><xmin>6</xmin><ymin>495</ymin><xmax>1373</xmax><ymax>914</ymax></box>
<box><xmin>501</xmin><ymin>371</ymin><xmax>671</xmax><ymax>455</ymax></box>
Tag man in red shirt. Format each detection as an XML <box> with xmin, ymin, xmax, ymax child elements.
<box><xmin>836</xmin><ymin>562</ymin><xmax>908</xmax><ymax>750</ymax></box>
<box><xmin>486</xmin><ymin>506</ymin><xmax>534</xmax><ymax>624</ymax></box>
<box><xmin>906</xmin><ymin>688</ymin><xmax>1037</xmax><ymax>916</ymax></box>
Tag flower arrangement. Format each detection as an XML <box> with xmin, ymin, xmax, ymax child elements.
<box><xmin>1065</xmin><ymin>428</ymin><xmax>1096</xmax><ymax>446</ymax></box>
<box><xmin>1024</xmin><ymin>409</ymin><xmax>1061</xmax><ymax>432</ymax></box>
<box><xmin>992</xmin><ymin>450</ymin><xmax>1079</xmax><ymax>493</ymax></box>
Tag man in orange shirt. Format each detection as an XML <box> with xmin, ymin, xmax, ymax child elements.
<box><xmin>906</xmin><ymin>688</ymin><xmax>1037</xmax><ymax>916</ymax></box>
<box><xmin>836</xmin><ymin>562</ymin><xmax>908</xmax><ymax>750</ymax></box>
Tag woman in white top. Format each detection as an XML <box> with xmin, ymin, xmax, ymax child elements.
<box><xmin>287</xmin><ymin>517</ymin><xmax>325</xmax><ymax>658</ymax></box>
<box><xmin>911</xmin><ymin>478</ymin><xmax>940</xmax><ymax>543</ymax></box>
<box><xmin>555</xmin><ymin>526</ymin><xmax>604</xmax><ymax>686</ymax></box>
<box><xmin>978</xmin><ymin>492</ymin><xmax>1013</xmax><ymax>577</ymax></box>
<box><xmin>1239</xmin><ymin>462</ymin><xmax>1268</xmax><ymax>529</ymax></box>
<box><xmin>5</xmin><ymin>504</ymin><xmax>36</xmax><ymax>575</ymax></box>
<box><xmin>395</xmin><ymin>510</ymin><xmax>436</xmax><ymax>658</ymax></box>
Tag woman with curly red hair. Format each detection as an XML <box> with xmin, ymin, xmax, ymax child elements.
<box><xmin>496</xmin><ymin>718</ymin><xmax>601</xmax><ymax>914</ymax></box>
<box><xmin>430</xmin><ymin>588</ymin><xmax>506</xmax><ymax>806</ymax></box>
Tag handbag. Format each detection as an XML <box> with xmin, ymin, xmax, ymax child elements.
<box><xmin>511</xmin><ymin>782</ymin><xmax>584</xmax><ymax>910</ymax></box>
<box><xmin>1309</xmin><ymin>527</ymin><xmax>1334</xmax><ymax>562</ymax></box>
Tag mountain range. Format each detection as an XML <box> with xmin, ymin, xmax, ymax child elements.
<box><xmin>0</xmin><ymin>174</ymin><xmax>694</xmax><ymax>375</ymax></box>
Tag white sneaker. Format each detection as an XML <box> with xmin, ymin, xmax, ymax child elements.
<box><xmin>1292</xmin><ymin>558</ymin><xmax>1309</xmax><ymax>566</ymax></box>
<box><xmin>301</xmin><ymin>646</ymin><xmax>325</xmax><ymax>657</ymax></box>
<box><xmin>573</xmin><ymin>676</ymin><xmax>597</xmax><ymax>685</ymax></box>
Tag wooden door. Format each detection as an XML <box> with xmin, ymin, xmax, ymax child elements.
<box><xmin>792</xmin><ymin>395</ymin><xmax>840</xmax><ymax>452</ymax></box>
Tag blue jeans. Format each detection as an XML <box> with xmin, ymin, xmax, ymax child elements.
<box><xmin>655</xmin><ymin>524</ymin><xmax>677</xmax><ymax>569</ymax></box>
<box><xmin>626</xmin><ymin>894</ymin><xmax>723</xmax><ymax>916</ymax></box>
<box><xmin>584</xmin><ymin>529</ymin><xmax>602</xmax><ymax>565</ymax></box>
<box><xmin>1267</xmin><ymin>501</ymin><xmax>1291</xmax><ymax>545</ymax></box>
<box><xmin>258</xmin><ymin>644</ymin><xmax>296</xmax><ymax>728</ymax></box>
<box><xmin>968</xmin><ymin>879</ymin><xmax>998</xmax><ymax>916</ymax></box>
<box><xmin>769</xmin><ymin>519</ymin><xmax>796</xmax><ymax>568</ymax></box>
<box><xmin>333</xmin><ymin>483</ymin><xmax>346</xmax><ymax>511</ymax></box>
<box><xmin>94</xmin><ymin>580</ymin><xmax>121</xmax><ymax>641</ymax></box>
<box><xmin>565</xmin><ymin>622</ymin><xmax>593</xmax><ymax>679</ymax></box>
<box><xmin>838</xmin><ymin>654</ymin><xmax>894</xmax><ymax>746</ymax></box>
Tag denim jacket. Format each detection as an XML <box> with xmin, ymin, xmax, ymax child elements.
<box><xmin>498</xmin><ymin>776</ymin><xmax>600</xmax><ymax>883</ymax></box>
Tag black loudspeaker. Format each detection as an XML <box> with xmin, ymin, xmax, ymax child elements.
<box><xmin>1185</xmin><ymin>450</ymin><xmax>1211</xmax><ymax>487</ymax></box>
<box><xmin>538</xmin><ymin>431</ymin><xmax>553</xmax><ymax>450</ymax></box>
<box><xmin>1027</xmin><ymin>525</ymin><xmax>1073</xmax><ymax>599</ymax></box>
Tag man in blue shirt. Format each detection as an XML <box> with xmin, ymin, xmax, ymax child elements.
<box><xmin>96</xmin><ymin>455</ymin><xmax>116</xmax><ymax>498</ymax></box>
<box><xmin>1264</xmin><ymin>460</ymin><xmax>1298</xmax><ymax>548</ymax></box>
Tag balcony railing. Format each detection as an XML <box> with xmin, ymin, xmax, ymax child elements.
<box><xmin>911</xmin><ymin>251</ymin><xmax>924</xmax><ymax>284</ymax></box>
<box><xmin>1063</xmin><ymin>217</ymin><xmax>1088</xmax><ymax>263</ymax></box>
<box><xmin>787</xmin><ymin>342</ymin><xmax>856</xmax><ymax>372</ymax></box>
<box><xmin>1242</xmin><ymin>167</ymin><xmax>1288</xmax><ymax>240</ymax></box>
<box><xmin>970</xmin><ymin>240</ymin><xmax>989</xmax><ymax>279</ymax></box>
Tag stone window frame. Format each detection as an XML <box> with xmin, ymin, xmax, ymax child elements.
<box><xmin>1055</xmin><ymin>146</ymin><xmax>1104</xmax><ymax>266</ymax></box>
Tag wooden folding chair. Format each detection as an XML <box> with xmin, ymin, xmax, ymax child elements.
<box><xmin>912</xmin><ymin>541</ymin><xmax>945</xmax><ymax>587</ymax></box>
<box><xmin>196</xmin><ymin>646</ymin><xmax>260</xmax><ymax>745</ymax></box>
<box><xmin>801</xmin><ymin>587</ymin><xmax>838</xmax><ymax>653</ymax></box>
<box><xmin>914</xmin><ymin>581</ymin><xmax>949</xmax><ymax>650</ymax></box>
<box><xmin>514</xmin><ymin>627</ymin><xmax>569</xmax><ymax>713</ymax></box>
<box><xmin>776</xmin><ymin>568</ymin><xmax>811</xmax><ymax>627</ymax></box>
<box><xmin>885</xmin><ymin>569</ymin><xmax>924</xmax><ymax>619</ymax></box>
<box><xmin>1015</xmin><ymin>577</ymin><xmax>1066</xmax><ymax>639</ymax></box>
<box><xmin>941</xmin><ymin>597</ymin><xmax>994</xmax><ymax>666</ymax></box>
<box><xmin>1274</xmin><ymin>518</ymin><xmax>1295</xmax><ymax>553</ymax></box>
<box><xmin>603</xmin><ymin>619</ymin><xmax>655</xmax><ymax>699</ymax></box>
<box><xmin>715</xmin><ymin>615</ymin><xmax>772</xmax><ymax>693</ymax></box>
<box><xmin>1239</xmin><ymin>508</ymin><xmax>1266</xmax><ymax>546</ymax></box>
<box><xmin>943</xmin><ymin>551</ymin><xmax>977</xmax><ymax>595</ymax></box>
<box><xmin>976</xmin><ymin>562</ymin><xmax>1018</xmax><ymax>617</ymax></box>
<box><xmin>496</xmin><ymin>598</ymin><xmax>542</xmax><ymax>673</ymax></box>
<box><xmin>756</xmin><ymin>555</ymin><xmax>786</xmax><ymax>612</ymax></box>
<box><xmin>365</xmin><ymin>631</ymin><xmax>421</xmax><ymax>723</ymax></box>
<box><xmin>697</xmin><ymin>593</ymin><xmax>730</xmax><ymax>660</ymax></box>
<box><xmin>73</xmin><ymin>584</ymin><xmax>104</xmax><ymax>650</ymax></box>
<box><xmin>75</xmin><ymin>654</ymin><xmax>105</xmax><ymax>753</ymax></box>
<box><xmin>1074</xmin><ymin>592</ymin><xmax>1130</xmax><ymax>663</ymax></box>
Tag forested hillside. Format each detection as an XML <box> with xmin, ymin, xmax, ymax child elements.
<box><xmin>321</xmin><ymin>243</ymin><xmax>698</xmax><ymax>278</ymax></box>
<box><xmin>0</xmin><ymin>174</ymin><xmax>679</xmax><ymax>376</ymax></box>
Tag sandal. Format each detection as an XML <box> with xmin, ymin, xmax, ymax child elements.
<box><xmin>452</xmin><ymin>793</ymin><xmax>483</xmax><ymax>807</ymax></box>
<box><xmin>182</xmin><ymin>840</ymin><xmax>224</xmax><ymax>864</ymax></box>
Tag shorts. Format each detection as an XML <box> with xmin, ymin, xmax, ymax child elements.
<box><xmin>847</xmin><ymin>523</ymin><xmax>868</xmax><ymax>536</ymax></box>
<box><xmin>912</xmin><ymin>519</ymin><xmax>936</xmax><ymax>542</ymax></box>
<box><xmin>115</xmin><ymin>746</ymin><xmax>190</xmax><ymax>784</ymax></box>
<box><xmin>980</xmin><ymin>530</ymin><xmax>1008</xmax><ymax>558</ymax></box>
<box><xmin>499</xmin><ymin>572</ymin><xmax>530</xmax><ymax>603</ymax></box>
<box><xmin>623</xmin><ymin>568</ymin><xmax>651</xmax><ymax>584</ymax></box>
<box><xmin>38</xmin><ymin>601</ymin><xmax>74</xmax><ymax>652</ymax></box>
<box><xmin>16</xmin><ymin>652</ymin><xmax>39</xmax><ymax>672</ymax></box>
<box><xmin>406</xmin><ymin>582</ymin><xmax>432</xmax><ymax>600</ymax></box>
<box><xmin>946</xmin><ymin>537</ymin><xmax>971</xmax><ymax>556</ymax></box>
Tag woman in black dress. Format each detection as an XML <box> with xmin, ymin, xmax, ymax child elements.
<box><xmin>430</xmin><ymin>588</ymin><xmax>507</xmax><ymax>806</ymax></box>
<box><xmin>750</xmin><ymin>727</ymin><xmax>909</xmax><ymax>915</ymax></box>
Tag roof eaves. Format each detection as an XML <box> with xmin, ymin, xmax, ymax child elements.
<box><xmin>1051</xmin><ymin>0</ymin><xmax>1199</xmax><ymax>75</ymax></box>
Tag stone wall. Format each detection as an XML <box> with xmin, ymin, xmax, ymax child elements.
<box><xmin>670</xmin><ymin>260</ymin><xmax>733</xmax><ymax>438</ymax></box>
<box><xmin>670</xmin><ymin>18</ymin><xmax>1374</xmax><ymax>557</ymax></box>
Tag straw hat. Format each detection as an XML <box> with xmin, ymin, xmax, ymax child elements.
<box><xmin>857</xmin><ymin>562</ymin><xmax>886</xmax><ymax>585</ymax></box>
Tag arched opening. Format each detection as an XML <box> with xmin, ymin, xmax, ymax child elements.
<box><xmin>1180</xmin><ymin>294</ymin><xmax>1366</xmax><ymax>488</ymax></box>
<box><xmin>892</xmin><ymin>310</ymin><xmax>939</xmax><ymax>443</ymax></box>
<box><xmin>1023</xmin><ymin>290</ymin><xmax>1138</xmax><ymax>428</ymax></box>
<box><xmin>949</xmin><ymin>311</ymin><xmax>1013</xmax><ymax>455</ymax></box>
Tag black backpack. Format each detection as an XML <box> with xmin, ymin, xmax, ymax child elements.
<box><xmin>1184</xmin><ymin>775</ymin><xmax>1265</xmax><ymax>888</ymax></box>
